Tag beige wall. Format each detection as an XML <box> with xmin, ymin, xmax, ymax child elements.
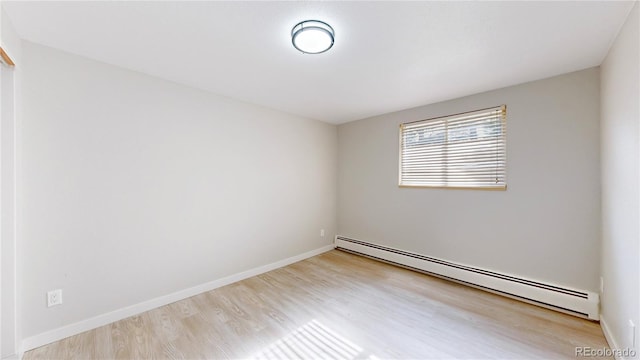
<box><xmin>600</xmin><ymin>2</ymin><xmax>639</xmax><ymax>354</ymax></box>
<box><xmin>338</xmin><ymin>68</ymin><xmax>601</xmax><ymax>292</ymax></box>
<box><xmin>19</xmin><ymin>41</ymin><xmax>337</xmax><ymax>339</ymax></box>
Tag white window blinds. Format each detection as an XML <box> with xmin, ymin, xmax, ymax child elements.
<box><xmin>399</xmin><ymin>105</ymin><xmax>506</xmax><ymax>190</ymax></box>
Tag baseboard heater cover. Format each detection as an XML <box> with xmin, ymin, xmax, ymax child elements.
<box><xmin>335</xmin><ymin>236</ymin><xmax>599</xmax><ymax>320</ymax></box>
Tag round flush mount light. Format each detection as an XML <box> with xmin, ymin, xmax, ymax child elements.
<box><xmin>291</xmin><ymin>20</ymin><xmax>334</xmax><ymax>54</ymax></box>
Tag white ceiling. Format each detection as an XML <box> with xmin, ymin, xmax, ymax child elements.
<box><xmin>2</xmin><ymin>1</ymin><xmax>635</xmax><ymax>124</ymax></box>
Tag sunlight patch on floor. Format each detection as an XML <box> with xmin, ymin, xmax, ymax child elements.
<box><xmin>251</xmin><ymin>319</ymin><xmax>378</xmax><ymax>359</ymax></box>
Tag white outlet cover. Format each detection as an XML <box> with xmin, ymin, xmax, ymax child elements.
<box><xmin>47</xmin><ymin>289</ymin><xmax>62</xmax><ymax>307</ymax></box>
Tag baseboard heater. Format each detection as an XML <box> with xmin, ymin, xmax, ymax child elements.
<box><xmin>335</xmin><ymin>236</ymin><xmax>599</xmax><ymax>320</ymax></box>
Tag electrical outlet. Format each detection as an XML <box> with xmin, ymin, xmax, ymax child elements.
<box><xmin>630</xmin><ymin>320</ymin><xmax>636</xmax><ymax>348</ymax></box>
<box><xmin>320</xmin><ymin>229</ymin><xmax>325</xmax><ymax>237</ymax></box>
<box><xmin>47</xmin><ymin>289</ymin><xmax>62</xmax><ymax>307</ymax></box>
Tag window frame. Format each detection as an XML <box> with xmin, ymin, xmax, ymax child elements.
<box><xmin>398</xmin><ymin>105</ymin><xmax>507</xmax><ymax>190</ymax></box>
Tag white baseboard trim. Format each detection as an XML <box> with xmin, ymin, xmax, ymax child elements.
<box><xmin>21</xmin><ymin>244</ymin><xmax>336</xmax><ymax>353</ymax></box>
<box><xmin>601</xmin><ymin>316</ymin><xmax>623</xmax><ymax>360</ymax></box>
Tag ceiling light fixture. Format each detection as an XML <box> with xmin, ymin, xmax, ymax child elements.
<box><xmin>291</xmin><ymin>20</ymin><xmax>334</xmax><ymax>54</ymax></box>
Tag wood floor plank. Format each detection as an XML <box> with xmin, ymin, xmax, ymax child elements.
<box><xmin>23</xmin><ymin>250</ymin><xmax>611</xmax><ymax>359</ymax></box>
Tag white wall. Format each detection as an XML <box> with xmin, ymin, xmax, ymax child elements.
<box><xmin>338</xmin><ymin>68</ymin><xmax>601</xmax><ymax>292</ymax></box>
<box><xmin>19</xmin><ymin>41</ymin><xmax>337</xmax><ymax>340</ymax></box>
<box><xmin>600</xmin><ymin>2</ymin><xmax>639</xmax><ymax>356</ymax></box>
<box><xmin>0</xmin><ymin>5</ymin><xmax>22</xmax><ymax>359</ymax></box>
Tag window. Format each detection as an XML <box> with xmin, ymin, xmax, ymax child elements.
<box><xmin>399</xmin><ymin>105</ymin><xmax>506</xmax><ymax>190</ymax></box>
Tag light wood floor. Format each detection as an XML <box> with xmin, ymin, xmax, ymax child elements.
<box><xmin>24</xmin><ymin>250</ymin><xmax>611</xmax><ymax>359</ymax></box>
